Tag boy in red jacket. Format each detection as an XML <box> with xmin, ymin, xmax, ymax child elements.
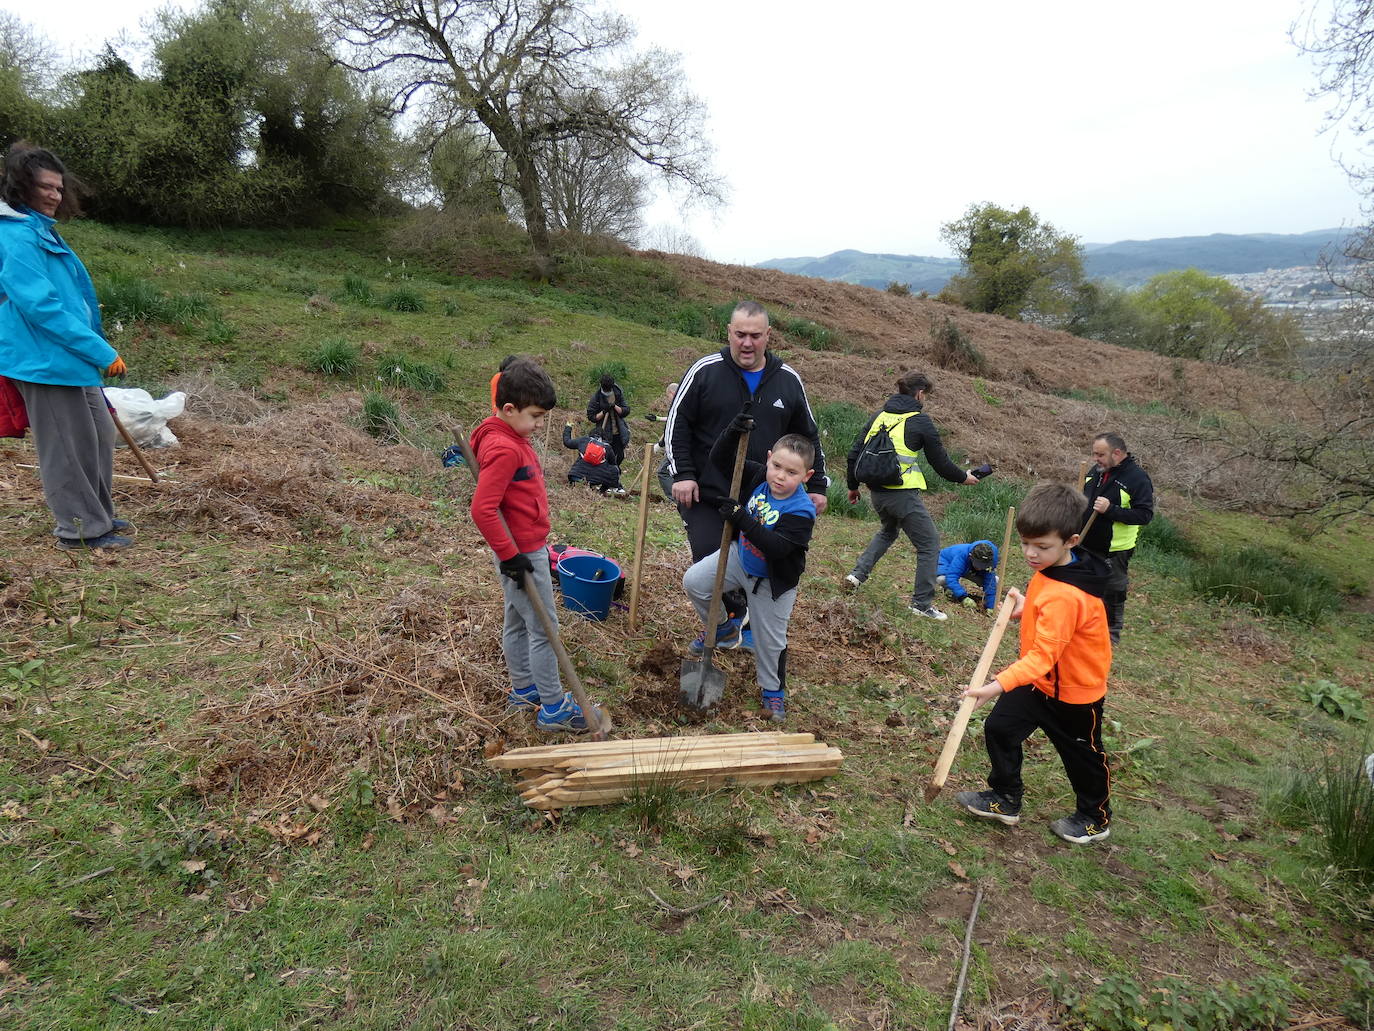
<box><xmin>470</xmin><ymin>360</ymin><xmax>595</xmax><ymax>733</ymax></box>
<box><xmin>955</xmin><ymin>483</ymin><xmax>1115</xmax><ymax>843</ymax></box>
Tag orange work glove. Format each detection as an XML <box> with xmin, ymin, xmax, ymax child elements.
<box><xmin>105</xmin><ymin>356</ymin><xmax>127</xmax><ymax>377</ymax></box>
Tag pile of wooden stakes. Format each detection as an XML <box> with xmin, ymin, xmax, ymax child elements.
<box><xmin>488</xmin><ymin>732</ymin><xmax>843</xmax><ymax>810</ymax></box>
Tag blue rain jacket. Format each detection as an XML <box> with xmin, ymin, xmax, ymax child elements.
<box><xmin>0</xmin><ymin>202</ymin><xmax>116</xmax><ymax>386</ymax></box>
<box><xmin>938</xmin><ymin>540</ymin><xmax>999</xmax><ymax>609</ymax></box>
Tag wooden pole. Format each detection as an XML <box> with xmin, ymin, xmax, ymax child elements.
<box><xmin>924</xmin><ymin>598</ymin><xmax>1015</xmax><ymax>802</ymax></box>
<box><xmin>628</xmin><ymin>443</ymin><xmax>655</xmax><ymax>630</ymax></box>
<box><xmin>104</xmin><ymin>402</ymin><xmax>160</xmax><ymax>484</ymax></box>
<box><xmin>1077</xmin><ymin>460</ymin><xmax>1087</xmax><ymax>490</ymax></box>
<box><xmin>994</xmin><ymin>505</ymin><xmax>1014</xmax><ymax>610</ymax></box>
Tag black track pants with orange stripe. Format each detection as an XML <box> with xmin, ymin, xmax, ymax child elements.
<box><xmin>983</xmin><ymin>685</ymin><xmax>1111</xmax><ymax>824</ymax></box>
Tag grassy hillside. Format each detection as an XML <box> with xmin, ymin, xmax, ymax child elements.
<box><xmin>1</xmin><ymin>221</ymin><xmax>1371</xmax><ymax>1030</ymax></box>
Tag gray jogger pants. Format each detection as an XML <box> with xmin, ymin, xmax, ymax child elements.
<box><xmin>851</xmin><ymin>488</ymin><xmax>941</xmax><ymax>607</ymax></box>
<box><xmin>13</xmin><ymin>380</ymin><xmax>117</xmax><ymax>541</ymax></box>
<box><xmin>497</xmin><ymin>546</ymin><xmax>564</xmax><ymax>706</ymax></box>
<box><xmin>683</xmin><ymin>546</ymin><xmax>796</xmax><ymax>696</ymax></box>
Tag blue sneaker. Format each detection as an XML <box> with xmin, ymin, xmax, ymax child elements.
<box><xmin>688</xmin><ymin>618</ymin><xmax>742</xmax><ymax>655</ymax></box>
<box><xmin>761</xmin><ymin>691</ymin><xmax>785</xmax><ymax>723</ymax></box>
<box><xmin>57</xmin><ymin>532</ymin><xmax>132</xmax><ymax>551</ymax></box>
<box><xmin>536</xmin><ymin>694</ymin><xmax>593</xmax><ymax>734</ymax></box>
<box><xmin>506</xmin><ymin>684</ymin><xmax>540</xmax><ymax>711</ymax></box>
<box><xmin>738</xmin><ymin>628</ymin><xmax>754</xmax><ymax>652</ymax></box>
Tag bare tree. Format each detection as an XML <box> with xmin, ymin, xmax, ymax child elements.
<box><xmin>538</xmin><ymin>134</ymin><xmax>644</xmax><ymax>239</ymax></box>
<box><xmin>323</xmin><ymin>0</ymin><xmax>720</xmax><ymax>274</ymax></box>
<box><xmin>0</xmin><ymin>13</ymin><xmax>61</xmax><ymax>99</ymax></box>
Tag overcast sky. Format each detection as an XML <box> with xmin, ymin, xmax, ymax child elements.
<box><xmin>15</xmin><ymin>0</ymin><xmax>1364</xmax><ymax>265</ymax></box>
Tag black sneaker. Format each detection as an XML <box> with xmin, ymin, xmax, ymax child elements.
<box><xmin>1050</xmin><ymin>813</ymin><xmax>1110</xmax><ymax>844</ymax></box>
<box><xmin>953</xmin><ymin>789</ymin><xmax>1021</xmax><ymax>826</ymax></box>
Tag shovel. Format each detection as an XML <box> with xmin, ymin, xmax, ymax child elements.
<box><xmin>679</xmin><ymin>418</ymin><xmax>751</xmax><ymax>711</ymax></box>
<box><xmin>453</xmin><ymin>426</ymin><xmax>610</xmax><ymax>740</ymax></box>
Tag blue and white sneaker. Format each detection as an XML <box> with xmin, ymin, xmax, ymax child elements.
<box><xmin>506</xmin><ymin>684</ymin><xmax>541</xmax><ymax>711</ymax></box>
<box><xmin>761</xmin><ymin>691</ymin><xmax>785</xmax><ymax>723</ymax></box>
<box><xmin>738</xmin><ymin>628</ymin><xmax>754</xmax><ymax>652</ymax></box>
<box><xmin>536</xmin><ymin>693</ymin><xmax>594</xmax><ymax>734</ymax></box>
<box><xmin>688</xmin><ymin>618</ymin><xmax>742</xmax><ymax>655</ymax></box>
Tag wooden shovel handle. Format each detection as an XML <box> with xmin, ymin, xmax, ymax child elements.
<box><xmin>928</xmin><ymin>598</ymin><xmax>1015</xmax><ymax>794</ymax></box>
<box><xmin>698</xmin><ymin>423</ymin><xmax>751</xmax><ymax>661</ymax></box>
<box><xmin>454</xmin><ymin>426</ymin><xmax>606</xmax><ymax>738</ymax></box>
<box><xmin>628</xmin><ymin>442</ymin><xmax>655</xmax><ymax>630</ymax></box>
<box><xmin>105</xmin><ymin>402</ymin><xmax>159</xmax><ymax>484</ymax></box>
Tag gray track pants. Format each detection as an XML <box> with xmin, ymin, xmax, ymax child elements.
<box><xmin>851</xmin><ymin>487</ymin><xmax>940</xmax><ymax>607</ymax></box>
<box><xmin>12</xmin><ymin>380</ymin><xmax>117</xmax><ymax>541</ymax></box>
<box><xmin>683</xmin><ymin>546</ymin><xmax>796</xmax><ymax>696</ymax></box>
<box><xmin>497</xmin><ymin>546</ymin><xmax>564</xmax><ymax>706</ymax></box>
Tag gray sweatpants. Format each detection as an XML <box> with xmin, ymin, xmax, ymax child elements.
<box><xmin>12</xmin><ymin>380</ymin><xmax>116</xmax><ymax>541</ymax></box>
<box><xmin>497</xmin><ymin>546</ymin><xmax>564</xmax><ymax>706</ymax></box>
<box><xmin>683</xmin><ymin>546</ymin><xmax>797</xmax><ymax>696</ymax></box>
<box><xmin>851</xmin><ymin>488</ymin><xmax>941</xmax><ymax>607</ymax></box>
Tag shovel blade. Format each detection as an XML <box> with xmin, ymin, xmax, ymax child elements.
<box><xmin>679</xmin><ymin>656</ymin><xmax>725</xmax><ymax>710</ymax></box>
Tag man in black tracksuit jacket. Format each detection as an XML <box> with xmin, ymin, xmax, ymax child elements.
<box><xmin>1081</xmin><ymin>432</ymin><xmax>1155</xmax><ymax>644</ymax></box>
<box><xmin>664</xmin><ymin>302</ymin><xmax>829</xmax><ymax>625</ymax></box>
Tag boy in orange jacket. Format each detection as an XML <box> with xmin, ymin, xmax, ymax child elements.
<box><xmin>955</xmin><ymin>483</ymin><xmax>1115</xmax><ymax>844</ymax></box>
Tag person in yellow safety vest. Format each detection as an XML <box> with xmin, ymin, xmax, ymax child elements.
<box><xmin>842</xmin><ymin>371</ymin><xmax>992</xmax><ymax>620</ymax></box>
<box><xmin>1080</xmin><ymin>431</ymin><xmax>1155</xmax><ymax>645</ymax></box>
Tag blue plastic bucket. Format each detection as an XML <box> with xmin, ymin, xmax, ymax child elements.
<box><xmin>557</xmin><ymin>554</ymin><xmax>621</xmax><ymax>621</ymax></box>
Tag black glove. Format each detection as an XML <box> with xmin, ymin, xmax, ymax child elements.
<box><xmin>970</xmin><ymin>463</ymin><xmax>994</xmax><ymax>480</ymax></box>
<box><xmin>498</xmin><ymin>553</ymin><xmax>534</xmax><ymax>588</ymax></box>
<box><xmin>728</xmin><ymin>411</ymin><xmax>755</xmax><ymax>434</ymax></box>
<box><xmin>716</xmin><ymin>496</ymin><xmax>745</xmax><ymax>524</ymax></box>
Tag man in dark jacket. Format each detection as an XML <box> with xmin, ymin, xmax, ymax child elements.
<box><xmin>664</xmin><ymin>301</ymin><xmax>829</xmax><ymax>637</ymax></box>
<box><xmin>1081</xmin><ymin>432</ymin><xmax>1154</xmax><ymax>644</ymax></box>
<box><xmin>586</xmin><ymin>374</ymin><xmax>630</xmax><ymax>464</ymax></box>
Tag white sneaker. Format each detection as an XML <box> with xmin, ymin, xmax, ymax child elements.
<box><xmin>843</xmin><ymin>574</ymin><xmax>862</xmax><ymax>591</ymax></box>
<box><xmin>910</xmin><ymin>604</ymin><xmax>948</xmax><ymax>621</ymax></box>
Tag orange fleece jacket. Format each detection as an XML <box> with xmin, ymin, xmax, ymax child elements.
<box><xmin>994</xmin><ymin>562</ymin><xmax>1112</xmax><ymax>704</ymax></box>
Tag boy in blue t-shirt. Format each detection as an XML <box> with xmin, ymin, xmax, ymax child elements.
<box><xmin>682</xmin><ymin>412</ymin><xmax>816</xmax><ymax>722</ymax></box>
<box><xmin>937</xmin><ymin>539</ymin><xmax>999</xmax><ymax>610</ymax></box>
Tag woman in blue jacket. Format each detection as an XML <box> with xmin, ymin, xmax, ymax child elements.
<box><xmin>0</xmin><ymin>143</ymin><xmax>131</xmax><ymax>549</ymax></box>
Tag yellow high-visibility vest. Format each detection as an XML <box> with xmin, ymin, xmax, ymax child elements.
<box><xmin>865</xmin><ymin>411</ymin><xmax>926</xmax><ymax>489</ymax></box>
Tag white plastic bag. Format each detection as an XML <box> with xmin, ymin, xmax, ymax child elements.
<box><xmin>103</xmin><ymin>387</ymin><xmax>187</xmax><ymax>449</ymax></box>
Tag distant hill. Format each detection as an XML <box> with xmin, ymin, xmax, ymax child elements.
<box><xmin>757</xmin><ymin>229</ymin><xmax>1354</xmax><ymax>292</ymax></box>
<box><xmin>757</xmin><ymin>249</ymin><xmax>960</xmax><ymax>293</ymax></box>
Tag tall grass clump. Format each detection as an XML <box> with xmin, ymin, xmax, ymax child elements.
<box><xmin>826</xmin><ymin>482</ymin><xmax>875</xmax><ymax>521</ymax></box>
<box><xmin>930</xmin><ymin>314</ymin><xmax>987</xmax><ymax>375</ymax></box>
<box><xmin>308</xmin><ymin>339</ymin><xmax>361</xmax><ymax>377</ymax></box>
<box><xmin>587</xmin><ymin>361</ymin><xmax>630</xmax><ymax>388</ymax></box>
<box><xmin>380</xmin><ymin>287</ymin><xmax>425</xmax><ymax>312</ymax></box>
<box><xmin>1190</xmin><ymin>547</ymin><xmax>1339</xmax><ymax>623</ymax></box>
<box><xmin>1266</xmin><ymin>736</ymin><xmax>1374</xmax><ymax>889</ymax></box>
<box><xmin>814</xmin><ymin>400</ymin><xmax>869</xmax><ymax>463</ymax></box>
<box><xmin>98</xmin><ymin>274</ymin><xmax>212</xmax><ymax>329</ymax></box>
<box><xmin>376</xmin><ymin>352</ymin><xmax>445</xmax><ymax>392</ymax></box>
<box><xmin>779</xmin><ymin>316</ymin><xmax>837</xmax><ymax>351</ymax></box>
<box><xmin>341</xmin><ymin>275</ymin><xmax>375</xmax><ymax>305</ymax></box>
<box><xmin>1137</xmin><ymin>513</ymin><xmax>1197</xmax><ymax>578</ymax></box>
<box><xmin>362</xmin><ymin>393</ymin><xmax>401</xmax><ymax>441</ymax></box>
<box><xmin>939</xmin><ymin>479</ymin><xmax>1024</xmax><ymax>547</ymax></box>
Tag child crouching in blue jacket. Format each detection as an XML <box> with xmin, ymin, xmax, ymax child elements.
<box><xmin>938</xmin><ymin>540</ymin><xmax>998</xmax><ymax>610</ymax></box>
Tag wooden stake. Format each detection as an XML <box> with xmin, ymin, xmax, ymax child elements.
<box><xmin>924</xmin><ymin>598</ymin><xmax>1015</xmax><ymax>802</ymax></box>
<box><xmin>628</xmin><ymin>443</ymin><xmax>655</xmax><ymax>630</ymax></box>
<box><xmin>995</xmin><ymin>506</ymin><xmax>1014</xmax><ymax>610</ymax></box>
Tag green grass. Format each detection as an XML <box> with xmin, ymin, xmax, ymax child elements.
<box><xmin>1190</xmin><ymin>546</ymin><xmax>1341</xmax><ymax>622</ymax></box>
<box><xmin>307</xmin><ymin>337</ymin><xmax>361</xmax><ymax>377</ymax></box>
<box><xmin>4</xmin><ymin>218</ymin><xmax>1370</xmax><ymax>1030</ymax></box>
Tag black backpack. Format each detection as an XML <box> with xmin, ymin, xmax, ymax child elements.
<box><xmin>853</xmin><ymin>422</ymin><xmax>903</xmax><ymax>487</ymax></box>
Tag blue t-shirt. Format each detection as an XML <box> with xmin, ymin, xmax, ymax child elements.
<box><xmin>740</xmin><ymin>367</ymin><xmax>764</xmax><ymax>396</ymax></box>
<box><xmin>736</xmin><ymin>482</ymin><xmax>817</xmax><ymax>578</ymax></box>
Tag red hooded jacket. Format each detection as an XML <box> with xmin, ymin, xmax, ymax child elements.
<box><xmin>469</xmin><ymin>415</ymin><xmax>550</xmax><ymax>560</ymax></box>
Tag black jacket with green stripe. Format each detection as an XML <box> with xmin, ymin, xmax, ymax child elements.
<box><xmin>1081</xmin><ymin>454</ymin><xmax>1154</xmax><ymax>556</ymax></box>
